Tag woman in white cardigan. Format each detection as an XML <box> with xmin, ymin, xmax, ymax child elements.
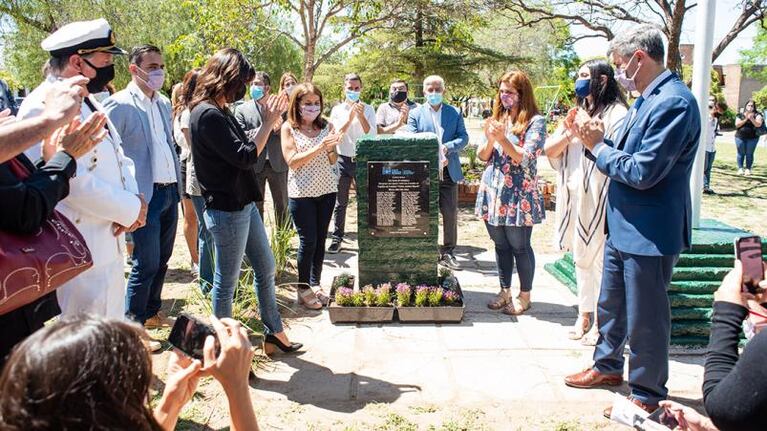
<box><xmin>545</xmin><ymin>59</ymin><xmax>629</xmax><ymax>345</ymax></box>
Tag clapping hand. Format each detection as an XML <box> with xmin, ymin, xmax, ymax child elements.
<box><xmin>572</xmin><ymin>108</ymin><xmax>605</xmax><ymax>150</ymax></box>
<box><xmin>42</xmin><ymin>112</ymin><xmax>108</xmax><ymax>162</ymax></box>
<box><xmin>0</xmin><ymin>109</ymin><xmax>15</xmax><ymax>128</ymax></box>
<box><xmin>262</xmin><ymin>94</ymin><xmax>288</xmax><ymax>126</ymax></box>
<box><xmin>398</xmin><ymin>105</ymin><xmax>410</xmax><ymax>125</ymax></box>
<box><xmin>485</xmin><ymin>119</ymin><xmax>506</xmax><ymax>141</ymax></box>
<box><xmin>322</xmin><ymin>132</ymin><xmax>342</xmax><ymax>152</ymax></box>
<box><xmin>43</xmin><ymin>76</ymin><xmax>89</xmax><ymax>128</ymax></box>
<box><xmin>352</xmin><ymin>102</ymin><xmax>365</xmax><ymax>120</ymax></box>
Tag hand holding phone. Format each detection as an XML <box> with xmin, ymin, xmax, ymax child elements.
<box><xmin>647</xmin><ymin>407</ymin><xmax>679</xmax><ymax>429</ymax></box>
<box><xmin>168</xmin><ymin>314</ymin><xmax>221</xmax><ymax>360</ymax></box>
<box><xmin>735</xmin><ymin>236</ymin><xmax>764</xmax><ymax>294</ymax></box>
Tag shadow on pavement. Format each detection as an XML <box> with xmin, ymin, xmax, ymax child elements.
<box><xmin>255</xmin><ymin>356</ymin><xmax>421</xmax><ymax>413</ymax></box>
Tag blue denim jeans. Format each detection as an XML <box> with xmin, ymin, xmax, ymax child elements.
<box><xmin>289</xmin><ymin>193</ymin><xmax>336</xmax><ymax>286</ymax></box>
<box><xmin>484</xmin><ymin>223</ymin><xmax>535</xmax><ymax>292</ymax></box>
<box><xmin>203</xmin><ymin>203</ymin><xmax>283</xmax><ymax>334</ymax></box>
<box><xmin>735</xmin><ymin>136</ymin><xmax>759</xmax><ymax>169</ymax></box>
<box><xmin>191</xmin><ymin>195</ymin><xmax>214</xmax><ymax>293</ymax></box>
<box><xmin>126</xmin><ymin>184</ymin><xmax>179</xmax><ymax>324</ymax></box>
<box><xmin>703</xmin><ymin>151</ymin><xmax>716</xmax><ymax>189</ymax></box>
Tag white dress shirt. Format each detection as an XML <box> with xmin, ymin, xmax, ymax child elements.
<box><xmin>128</xmin><ymin>82</ymin><xmax>177</xmax><ymax>184</ymax></box>
<box><xmin>592</xmin><ymin>69</ymin><xmax>673</xmax><ymax>157</ymax></box>
<box><xmin>330</xmin><ymin>101</ymin><xmax>377</xmax><ymax>157</ymax></box>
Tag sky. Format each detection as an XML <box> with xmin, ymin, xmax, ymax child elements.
<box><xmin>573</xmin><ymin>0</ymin><xmax>758</xmax><ymax>66</ymax></box>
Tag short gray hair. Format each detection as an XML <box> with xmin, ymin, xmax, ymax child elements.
<box><xmin>607</xmin><ymin>24</ymin><xmax>665</xmax><ymax>64</ymax></box>
<box><xmin>423</xmin><ymin>75</ymin><xmax>445</xmax><ymax>89</ymax></box>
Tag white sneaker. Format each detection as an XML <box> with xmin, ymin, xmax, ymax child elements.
<box><xmin>745</xmin><ymin>169</ymin><xmax>752</xmax><ymax>176</ymax></box>
<box><xmin>738</xmin><ymin>168</ymin><xmax>745</xmax><ymax>175</ymax></box>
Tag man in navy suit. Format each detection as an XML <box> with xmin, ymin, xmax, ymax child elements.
<box><xmin>563</xmin><ymin>24</ymin><xmax>701</xmax><ymax>416</ymax></box>
<box><xmin>403</xmin><ymin>75</ymin><xmax>469</xmax><ymax>270</ymax></box>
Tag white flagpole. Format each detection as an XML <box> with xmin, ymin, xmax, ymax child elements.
<box><xmin>690</xmin><ymin>0</ymin><xmax>717</xmax><ymax>228</ymax></box>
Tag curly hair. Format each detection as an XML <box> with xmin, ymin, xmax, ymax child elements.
<box><xmin>0</xmin><ymin>316</ymin><xmax>162</xmax><ymax>431</ymax></box>
<box><xmin>172</xmin><ymin>68</ymin><xmax>201</xmax><ymax>119</ymax></box>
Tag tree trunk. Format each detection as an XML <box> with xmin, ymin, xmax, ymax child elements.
<box><xmin>665</xmin><ymin>0</ymin><xmax>687</xmax><ymax>74</ymax></box>
<box><xmin>303</xmin><ymin>39</ymin><xmax>316</xmax><ymax>82</ymax></box>
<box><xmin>412</xmin><ymin>2</ymin><xmax>425</xmax><ymax>97</ymax></box>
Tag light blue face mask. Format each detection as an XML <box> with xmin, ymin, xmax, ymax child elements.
<box><xmin>346</xmin><ymin>90</ymin><xmax>360</xmax><ymax>102</ymax></box>
<box><xmin>250</xmin><ymin>85</ymin><xmax>265</xmax><ymax>101</ymax></box>
<box><xmin>426</xmin><ymin>92</ymin><xmax>443</xmax><ymax>106</ymax></box>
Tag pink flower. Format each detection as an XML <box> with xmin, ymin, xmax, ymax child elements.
<box><xmin>520</xmin><ymin>199</ymin><xmax>531</xmax><ymax>213</ymax></box>
<box><xmin>504</xmin><ymin>176</ymin><xmax>514</xmax><ymax>188</ymax></box>
<box><xmin>498</xmin><ymin>204</ymin><xmax>508</xmax><ymax>217</ymax></box>
<box><xmin>502</xmin><ymin>164</ymin><xmax>510</xmax><ymax>174</ymax></box>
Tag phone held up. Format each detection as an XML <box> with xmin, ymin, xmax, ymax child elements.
<box><xmin>647</xmin><ymin>407</ymin><xmax>679</xmax><ymax>430</ymax></box>
<box><xmin>735</xmin><ymin>236</ymin><xmax>764</xmax><ymax>294</ymax></box>
<box><xmin>168</xmin><ymin>314</ymin><xmax>221</xmax><ymax>360</ymax></box>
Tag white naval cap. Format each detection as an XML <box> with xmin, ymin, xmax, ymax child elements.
<box><xmin>41</xmin><ymin>18</ymin><xmax>127</xmax><ymax>57</ymax></box>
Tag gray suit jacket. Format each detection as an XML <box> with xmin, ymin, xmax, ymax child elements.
<box><xmin>103</xmin><ymin>86</ymin><xmax>182</xmax><ymax>203</ymax></box>
<box><xmin>234</xmin><ymin>100</ymin><xmax>287</xmax><ymax>173</ymax></box>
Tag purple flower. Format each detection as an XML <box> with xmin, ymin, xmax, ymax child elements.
<box><xmin>443</xmin><ymin>290</ymin><xmax>459</xmax><ymax>305</ymax></box>
<box><xmin>396</xmin><ymin>283</ymin><xmax>411</xmax><ymax>294</ymax></box>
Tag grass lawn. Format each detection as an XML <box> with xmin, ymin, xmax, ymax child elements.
<box><xmin>702</xmin><ymin>142</ymin><xmax>767</xmax><ymax>236</ymax></box>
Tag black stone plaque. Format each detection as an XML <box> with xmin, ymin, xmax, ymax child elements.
<box><xmin>367</xmin><ymin>161</ymin><xmax>430</xmax><ymax>237</ymax></box>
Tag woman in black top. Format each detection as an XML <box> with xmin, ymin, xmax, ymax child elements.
<box><xmin>189</xmin><ymin>48</ymin><xmax>300</xmax><ymax>354</ymax></box>
<box><xmin>0</xmin><ymin>100</ymin><xmax>106</xmax><ymax>367</ymax></box>
<box><xmin>734</xmin><ymin>99</ymin><xmax>762</xmax><ymax>176</ymax></box>
<box><xmin>660</xmin><ymin>261</ymin><xmax>767</xmax><ymax>431</ymax></box>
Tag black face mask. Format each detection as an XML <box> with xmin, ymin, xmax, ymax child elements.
<box><xmin>390</xmin><ymin>89</ymin><xmax>408</xmax><ymax>104</ymax></box>
<box><xmin>228</xmin><ymin>85</ymin><xmax>247</xmax><ymax>103</ymax></box>
<box><xmin>81</xmin><ymin>58</ymin><xmax>115</xmax><ymax>94</ymax></box>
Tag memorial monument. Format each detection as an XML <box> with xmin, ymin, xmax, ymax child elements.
<box><xmin>355</xmin><ymin>133</ymin><xmax>440</xmax><ymax>287</ymax></box>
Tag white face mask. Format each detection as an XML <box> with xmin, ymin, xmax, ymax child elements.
<box><xmin>615</xmin><ymin>52</ymin><xmax>641</xmax><ymax>93</ymax></box>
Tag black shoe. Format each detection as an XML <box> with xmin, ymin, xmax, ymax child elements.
<box><xmin>439</xmin><ymin>253</ymin><xmax>461</xmax><ymax>271</ymax></box>
<box><xmin>264</xmin><ymin>334</ymin><xmax>303</xmax><ymax>353</ymax></box>
<box><xmin>327</xmin><ymin>240</ymin><xmax>342</xmax><ymax>254</ymax></box>
<box><xmin>703</xmin><ymin>188</ymin><xmax>716</xmax><ymax>195</ymax></box>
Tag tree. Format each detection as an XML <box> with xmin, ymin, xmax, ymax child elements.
<box><xmin>0</xmin><ymin>0</ymin><xmax>301</xmax><ymax>90</ymax></box>
<box><xmin>496</xmin><ymin>1</ymin><xmax>767</xmax><ymax>73</ymax></box>
<box><xmin>315</xmin><ymin>0</ymin><xmax>525</xmax><ymax>100</ymax></box>
<box><xmin>263</xmin><ymin>0</ymin><xmax>408</xmax><ymax>81</ymax></box>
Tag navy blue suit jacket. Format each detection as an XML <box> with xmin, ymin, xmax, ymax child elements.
<box><xmin>596</xmin><ymin>73</ymin><xmax>701</xmax><ymax>256</ymax></box>
<box><xmin>403</xmin><ymin>102</ymin><xmax>469</xmax><ymax>182</ymax></box>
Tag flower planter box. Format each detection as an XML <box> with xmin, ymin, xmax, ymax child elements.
<box><xmin>396</xmin><ymin>304</ymin><xmax>464</xmax><ymax>323</ymax></box>
<box><xmin>396</xmin><ymin>278</ymin><xmax>465</xmax><ymax>323</ymax></box>
<box><xmin>327</xmin><ymin>303</ymin><xmax>395</xmax><ymax>324</ymax></box>
<box><xmin>458</xmin><ymin>182</ymin><xmax>479</xmax><ymax>205</ymax></box>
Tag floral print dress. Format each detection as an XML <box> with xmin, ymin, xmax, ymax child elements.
<box><xmin>475</xmin><ymin>115</ymin><xmax>547</xmax><ymax>227</ymax></box>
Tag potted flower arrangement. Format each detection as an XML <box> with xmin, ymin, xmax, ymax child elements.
<box><xmin>395</xmin><ymin>270</ymin><xmax>464</xmax><ymax>323</ymax></box>
<box><xmin>330</xmin><ymin>272</ymin><xmax>356</xmax><ymax>295</ymax></box>
<box><xmin>459</xmin><ymin>145</ymin><xmax>483</xmax><ymax>204</ymax></box>
<box><xmin>327</xmin><ymin>282</ymin><xmax>395</xmax><ymax>323</ymax></box>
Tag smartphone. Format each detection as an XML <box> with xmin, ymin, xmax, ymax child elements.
<box><xmin>168</xmin><ymin>314</ymin><xmax>220</xmax><ymax>360</ymax></box>
<box><xmin>647</xmin><ymin>407</ymin><xmax>679</xmax><ymax>429</ymax></box>
<box><xmin>735</xmin><ymin>236</ymin><xmax>764</xmax><ymax>294</ymax></box>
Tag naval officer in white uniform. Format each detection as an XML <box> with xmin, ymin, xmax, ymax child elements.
<box><xmin>18</xmin><ymin>18</ymin><xmax>147</xmax><ymax>321</ymax></box>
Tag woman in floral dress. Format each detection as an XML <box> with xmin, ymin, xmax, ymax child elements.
<box><xmin>476</xmin><ymin>70</ymin><xmax>546</xmax><ymax>316</ymax></box>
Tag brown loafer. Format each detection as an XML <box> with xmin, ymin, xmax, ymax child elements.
<box><xmin>564</xmin><ymin>368</ymin><xmax>623</xmax><ymax>389</ymax></box>
<box><xmin>603</xmin><ymin>396</ymin><xmax>658</xmax><ymax>419</ymax></box>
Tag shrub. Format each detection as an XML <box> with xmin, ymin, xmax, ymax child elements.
<box><xmin>362</xmin><ymin>284</ymin><xmax>376</xmax><ymax>307</ymax></box>
<box><xmin>396</xmin><ymin>283</ymin><xmax>411</xmax><ymax>307</ymax></box>
<box><xmin>427</xmin><ymin>287</ymin><xmax>444</xmax><ymax>306</ymax></box>
<box><xmin>376</xmin><ymin>283</ymin><xmax>392</xmax><ymax>307</ymax></box>
<box><xmin>443</xmin><ymin>290</ymin><xmax>459</xmax><ymax>305</ymax></box>
<box><xmin>335</xmin><ymin>287</ymin><xmax>354</xmax><ymax>306</ymax></box>
<box><xmin>414</xmin><ymin>285</ymin><xmax>430</xmax><ymax>307</ymax></box>
<box><xmin>351</xmin><ymin>291</ymin><xmax>365</xmax><ymax>307</ymax></box>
